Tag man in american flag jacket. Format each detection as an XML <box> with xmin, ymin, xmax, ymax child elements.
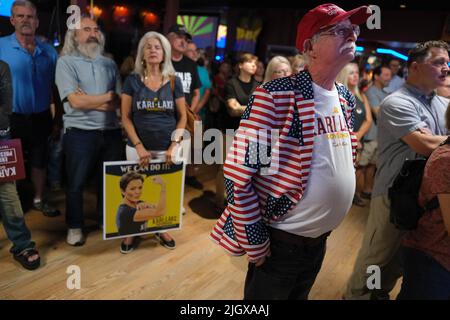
<box><xmin>210</xmin><ymin>3</ymin><xmax>371</xmax><ymax>299</ymax></box>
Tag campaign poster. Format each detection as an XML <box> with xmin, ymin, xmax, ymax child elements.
<box><xmin>0</xmin><ymin>139</ymin><xmax>26</xmax><ymax>183</ymax></box>
<box><xmin>103</xmin><ymin>160</ymin><xmax>185</xmax><ymax>240</ymax></box>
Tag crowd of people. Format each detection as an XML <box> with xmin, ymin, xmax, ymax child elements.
<box><xmin>0</xmin><ymin>0</ymin><xmax>449</xmax><ymax>300</ymax></box>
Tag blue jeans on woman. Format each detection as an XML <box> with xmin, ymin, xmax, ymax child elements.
<box><xmin>397</xmin><ymin>246</ymin><xmax>450</xmax><ymax>300</ymax></box>
<box><xmin>64</xmin><ymin>128</ymin><xmax>123</xmax><ymax>229</ymax></box>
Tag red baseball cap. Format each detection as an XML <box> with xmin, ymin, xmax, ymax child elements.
<box><xmin>296</xmin><ymin>3</ymin><xmax>371</xmax><ymax>53</ymax></box>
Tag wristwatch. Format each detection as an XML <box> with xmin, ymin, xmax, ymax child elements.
<box><xmin>174</xmin><ymin>137</ymin><xmax>183</xmax><ymax>144</ymax></box>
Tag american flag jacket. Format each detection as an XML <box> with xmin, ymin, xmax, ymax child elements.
<box><xmin>210</xmin><ymin>70</ymin><xmax>358</xmax><ymax>262</ymax></box>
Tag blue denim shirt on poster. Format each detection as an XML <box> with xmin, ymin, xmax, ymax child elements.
<box><xmin>0</xmin><ymin>33</ymin><xmax>58</xmax><ymax>115</ymax></box>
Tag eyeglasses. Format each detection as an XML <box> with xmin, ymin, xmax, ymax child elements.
<box><xmin>319</xmin><ymin>24</ymin><xmax>360</xmax><ymax>38</ymax></box>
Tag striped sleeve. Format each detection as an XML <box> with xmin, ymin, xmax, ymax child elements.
<box><xmin>213</xmin><ymin>87</ymin><xmax>275</xmax><ymax>261</ymax></box>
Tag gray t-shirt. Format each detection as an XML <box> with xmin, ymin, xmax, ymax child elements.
<box><xmin>55</xmin><ymin>54</ymin><xmax>121</xmax><ymax>131</ymax></box>
<box><xmin>372</xmin><ymin>83</ymin><xmax>449</xmax><ymax>197</ymax></box>
<box><xmin>122</xmin><ymin>74</ymin><xmax>184</xmax><ymax>151</ymax></box>
<box><xmin>365</xmin><ymin>85</ymin><xmax>389</xmax><ymax>141</ymax></box>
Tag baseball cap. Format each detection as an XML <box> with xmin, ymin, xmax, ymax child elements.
<box><xmin>168</xmin><ymin>24</ymin><xmax>192</xmax><ymax>40</ymax></box>
<box><xmin>296</xmin><ymin>3</ymin><xmax>371</xmax><ymax>52</ymax></box>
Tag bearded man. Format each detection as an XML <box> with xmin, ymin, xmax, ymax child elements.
<box><xmin>55</xmin><ymin>16</ymin><xmax>123</xmax><ymax>246</ymax></box>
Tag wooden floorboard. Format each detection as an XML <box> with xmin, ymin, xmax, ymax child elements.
<box><xmin>0</xmin><ymin>166</ymin><xmax>400</xmax><ymax>300</ymax></box>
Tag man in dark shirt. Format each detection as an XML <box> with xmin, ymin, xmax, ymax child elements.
<box><xmin>167</xmin><ymin>25</ymin><xmax>202</xmax><ymax>189</ymax></box>
<box><xmin>0</xmin><ymin>60</ymin><xmax>40</xmax><ymax>270</ymax></box>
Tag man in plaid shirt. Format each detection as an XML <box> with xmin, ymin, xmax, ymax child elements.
<box><xmin>211</xmin><ymin>3</ymin><xmax>371</xmax><ymax>299</ymax></box>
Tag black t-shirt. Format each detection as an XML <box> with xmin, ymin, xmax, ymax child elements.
<box><xmin>223</xmin><ymin>76</ymin><xmax>259</xmax><ymax>130</ymax></box>
<box><xmin>116</xmin><ymin>203</ymin><xmax>147</xmax><ymax>236</ymax></box>
<box><xmin>122</xmin><ymin>73</ymin><xmax>184</xmax><ymax>151</ymax></box>
<box><xmin>171</xmin><ymin>56</ymin><xmax>201</xmax><ymax>106</ymax></box>
<box><xmin>353</xmin><ymin>95</ymin><xmax>366</xmax><ymax>135</ymax></box>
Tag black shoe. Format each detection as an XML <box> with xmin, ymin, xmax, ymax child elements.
<box><xmin>360</xmin><ymin>192</ymin><xmax>372</xmax><ymax>200</ymax></box>
<box><xmin>155</xmin><ymin>233</ymin><xmax>176</xmax><ymax>250</ymax></box>
<box><xmin>120</xmin><ymin>238</ymin><xmax>136</xmax><ymax>254</ymax></box>
<box><xmin>353</xmin><ymin>194</ymin><xmax>366</xmax><ymax>207</ymax></box>
<box><xmin>33</xmin><ymin>201</ymin><xmax>61</xmax><ymax>217</ymax></box>
<box><xmin>185</xmin><ymin>176</ymin><xmax>203</xmax><ymax>190</ymax></box>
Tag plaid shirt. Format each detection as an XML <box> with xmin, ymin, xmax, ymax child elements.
<box><xmin>210</xmin><ymin>70</ymin><xmax>357</xmax><ymax>261</ymax></box>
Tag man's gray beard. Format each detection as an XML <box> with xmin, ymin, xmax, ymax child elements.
<box><xmin>77</xmin><ymin>42</ymin><xmax>102</xmax><ymax>59</ymax></box>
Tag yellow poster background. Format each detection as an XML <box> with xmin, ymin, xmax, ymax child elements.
<box><xmin>103</xmin><ymin>162</ymin><xmax>184</xmax><ymax>239</ymax></box>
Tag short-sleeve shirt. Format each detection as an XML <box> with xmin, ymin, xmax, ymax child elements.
<box><xmin>122</xmin><ymin>74</ymin><xmax>184</xmax><ymax>151</ymax></box>
<box><xmin>365</xmin><ymin>85</ymin><xmax>389</xmax><ymax>141</ymax></box>
<box><xmin>116</xmin><ymin>203</ymin><xmax>147</xmax><ymax>236</ymax></box>
<box><xmin>197</xmin><ymin>65</ymin><xmax>212</xmax><ymax>120</ymax></box>
<box><xmin>352</xmin><ymin>95</ymin><xmax>366</xmax><ymax>134</ymax></box>
<box><xmin>223</xmin><ymin>76</ymin><xmax>259</xmax><ymax>130</ymax></box>
<box><xmin>0</xmin><ymin>33</ymin><xmax>58</xmax><ymax>114</ymax></box>
<box><xmin>271</xmin><ymin>83</ymin><xmax>355</xmax><ymax>237</ymax></box>
<box><xmin>403</xmin><ymin>144</ymin><xmax>450</xmax><ymax>272</ymax></box>
<box><xmin>55</xmin><ymin>53</ymin><xmax>121</xmax><ymax>131</ymax></box>
<box><xmin>372</xmin><ymin>84</ymin><xmax>449</xmax><ymax>197</ymax></box>
<box><xmin>384</xmin><ymin>74</ymin><xmax>405</xmax><ymax>94</ymax></box>
<box><xmin>171</xmin><ymin>56</ymin><xmax>201</xmax><ymax>106</ymax></box>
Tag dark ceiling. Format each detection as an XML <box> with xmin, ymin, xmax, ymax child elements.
<box><xmin>31</xmin><ymin>0</ymin><xmax>450</xmax><ymax>11</ymax></box>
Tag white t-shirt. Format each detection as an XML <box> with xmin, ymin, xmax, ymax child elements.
<box><xmin>270</xmin><ymin>82</ymin><xmax>355</xmax><ymax>238</ymax></box>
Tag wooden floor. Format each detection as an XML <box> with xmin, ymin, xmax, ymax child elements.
<box><xmin>0</xmin><ymin>165</ymin><xmax>400</xmax><ymax>300</ymax></box>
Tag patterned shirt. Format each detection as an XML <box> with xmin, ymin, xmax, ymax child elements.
<box><xmin>403</xmin><ymin>144</ymin><xmax>450</xmax><ymax>272</ymax></box>
<box><xmin>210</xmin><ymin>70</ymin><xmax>358</xmax><ymax>261</ymax></box>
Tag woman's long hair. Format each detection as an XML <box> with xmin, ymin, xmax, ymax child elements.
<box><xmin>134</xmin><ymin>31</ymin><xmax>176</xmax><ymax>79</ymax></box>
<box><xmin>337</xmin><ymin>62</ymin><xmax>363</xmax><ymax>101</ymax></box>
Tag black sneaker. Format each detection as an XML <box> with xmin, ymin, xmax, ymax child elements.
<box><xmin>33</xmin><ymin>200</ymin><xmax>61</xmax><ymax>217</ymax></box>
<box><xmin>120</xmin><ymin>238</ymin><xmax>136</xmax><ymax>254</ymax></box>
<box><xmin>360</xmin><ymin>192</ymin><xmax>372</xmax><ymax>200</ymax></box>
<box><xmin>185</xmin><ymin>176</ymin><xmax>203</xmax><ymax>190</ymax></box>
<box><xmin>155</xmin><ymin>233</ymin><xmax>176</xmax><ymax>250</ymax></box>
<box><xmin>352</xmin><ymin>194</ymin><xmax>366</xmax><ymax>207</ymax></box>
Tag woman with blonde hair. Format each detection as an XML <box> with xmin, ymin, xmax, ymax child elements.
<box><xmin>263</xmin><ymin>55</ymin><xmax>292</xmax><ymax>84</ymax></box>
<box><xmin>290</xmin><ymin>54</ymin><xmax>306</xmax><ymax>74</ymax></box>
<box><xmin>120</xmin><ymin>31</ymin><xmax>186</xmax><ymax>253</ymax></box>
<box><xmin>337</xmin><ymin>62</ymin><xmax>373</xmax><ymax>206</ymax></box>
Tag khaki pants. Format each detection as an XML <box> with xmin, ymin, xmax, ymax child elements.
<box><xmin>345</xmin><ymin>195</ymin><xmax>405</xmax><ymax>299</ymax></box>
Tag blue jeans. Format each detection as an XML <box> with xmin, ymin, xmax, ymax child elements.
<box><xmin>397</xmin><ymin>246</ymin><xmax>450</xmax><ymax>300</ymax></box>
<box><xmin>47</xmin><ymin>129</ymin><xmax>64</xmax><ymax>186</ymax></box>
<box><xmin>244</xmin><ymin>227</ymin><xmax>329</xmax><ymax>300</ymax></box>
<box><xmin>64</xmin><ymin>128</ymin><xmax>123</xmax><ymax>228</ymax></box>
<box><xmin>0</xmin><ymin>135</ymin><xmax>34</xmax><ymax>254</ymax></box>
<box><xmin>0</xmin><ymin>181</ymin><xmax>35</xmax><ymax>254</ymax></box>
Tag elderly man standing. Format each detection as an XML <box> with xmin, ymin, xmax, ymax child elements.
<box><xmin>0</xmin><ymin>0</ymin><xmax>61</xmax><ymax>217</ymax></box>
<box><xmin>345</xmin><ymin>41</ymin><xmax>450</xmax><ymax>300</ymax></box>
<box><xmin>55</xmin><ymin>16</ymin><xmax>122</xmax><ymax>246</ymax></box>
<box><xmin>210</xmin><ymin>4</ymin><xmax>371</xmax><ymax>300</ymax></box>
